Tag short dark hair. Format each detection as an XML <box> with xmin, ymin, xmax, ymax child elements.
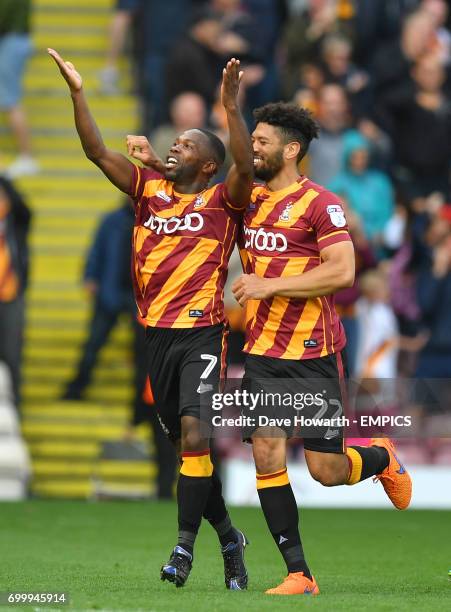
<box><xmin>196</xmin><ymin>128</ymin><xmax>226</xmax><ymax>167</ymax></box>
<box><xmin>253</xmin><ymin>102</ymin><xmax>319</xmax><ymax>161</ymax></box>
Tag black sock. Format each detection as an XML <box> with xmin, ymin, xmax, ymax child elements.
<box><xmin>257</xmin><ymin>469</ymin><xmax>311</xmax><ymax>578</ymax></box>
<box><xmin>203</xmin><ymin>470</ymin><xmax>238</xmax><ymax>546</ymax></box>
<box><xmin>346</xmin><ymin>445</ymin><xmax>390</xmax><ymax>484</ymax></box>
<box><xmin>176</xmin><ymin>451</ymin><xmax>214</xmax><ymax>555</ymax></box>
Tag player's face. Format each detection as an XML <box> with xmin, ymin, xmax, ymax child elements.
<box><xmin>165</xmin><ymin>130</ymin><xmax>207</xmax><ymax>182</ymax></box>
<box><xmin>252</xmin><ymin>123</ymin><xmax>285</xmax><ymax>182</ymax></box>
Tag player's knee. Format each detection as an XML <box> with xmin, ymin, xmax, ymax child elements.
<box><xmin>308</xmin><ymin>463</ymin><xmax>339</xmax><ymax>487</ymax></box>
<box><xmin>181</xmin><ymin>429</ymin><xmax>209</xmax><ymax>452</ymax></box>
<box><xmin>252</xmin><ymin>437</ymin><xmax>285</xmax><ymax>474</ymax></box>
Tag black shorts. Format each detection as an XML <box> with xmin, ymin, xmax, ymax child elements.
<box><xmin>242</xmin><ymin>352</ymin><xmax>347</xmax><ymax>454</ymax></box>
<box><xmin>145</xmin><ymin>324</ymin><xmax>227</xmax><ymax>442</ymax></box>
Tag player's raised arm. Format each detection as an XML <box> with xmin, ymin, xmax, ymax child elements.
<box><xmin>48</xmin><ymin>48</ymin><xmax>134</xmax><ymax>194</ymax></box>
<box><xmin>222</xmin><ymin>58</ymin><xmax>254</xmax><ymax>208</ymax></box>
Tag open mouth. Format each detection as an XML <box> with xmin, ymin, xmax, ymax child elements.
<box><xmin>253</xmin><ymin>156</ymin><xmax>263</xmax><ymax>166</ymax></box>
<box><xmin>165</xmin><ymin>156</ymin><xmax>179</xmax><ymax>169</ymax></box>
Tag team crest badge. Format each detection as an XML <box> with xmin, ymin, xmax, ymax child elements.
<box><xmin>194</xmin><ymin>195</ymin><xmax>205</xmax><ymax>209</ymax></box>
<box><xmin>279</xmin><ymin>203</ymin><xmax>293</xmax><ymax>222</ymax></box>
<box><xmin>326</xmin><ymin>204</ymin><xmax>346</xmax><ymax>227</ymax></box>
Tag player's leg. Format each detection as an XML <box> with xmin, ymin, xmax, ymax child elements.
<box><xmin>305</xmin><ymin>445</ymin><xmax>387</xmax><ymax>486</ymax></box>
<box><xmin>252</xmin><ymin>431</ymin><xmax>318</xmax><ymax>595</ymax></box>
<box><xmin>177</xmin><ymin>324</ymin><xmax>248</xmax><ymax>589</ymax></box>
<box><xmin>172</xmin><ymin>437</ymin><xmax>237</xmax><ymax>546</ymax></box>
<box><xmin>176</xmin><ymin>415</ymin><xmax>213</xmax><ymax>558</ymax></box>
<box><xmin>243</xmin><ymin>354</ymin><xmax>318</xmax><ymax>595</ymax></box>
<box><xmin>303</xmin><ymin>351</ymin><xmax>411</xmax><ymax>509</ymax></box>
<box><xmin>304</xmin><ymin>441</ymin><xmax>411</xmax><ymax>510</ymax></box>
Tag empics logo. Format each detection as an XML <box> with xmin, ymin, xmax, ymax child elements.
<box><xmin>244</xmin><ymin>226</ymin><xmax>288</xmax><ymax>252</ymax></box>
<box><xmin>144</xmin><ymin>212</ymin><xmax>204</xmax><ymax>235</ymax></box>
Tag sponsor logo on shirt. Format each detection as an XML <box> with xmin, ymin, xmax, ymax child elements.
<box><xmin>244</xmin><ymin>226</ymin><xmax>288</xmax><ymax>253</ymax></box>
<box><xmin>144</xmin><ymin>212</ymin><xmax>204</xmax><ymax>235</ymax></box>
<box><xmin>189</xmin><ymin>309</ymin><xmax>204</xmax><ymax>318</ymax></box>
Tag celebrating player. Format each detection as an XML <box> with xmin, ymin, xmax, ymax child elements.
<box><xmin>48</xmin><ymin>48</ymin><xmax>253</xmax><ymax>590</ymax></box>
<box><xmin>232</xmin><ymin>102</ymin><xmax>412</xmax><ymax>596</ymax></box>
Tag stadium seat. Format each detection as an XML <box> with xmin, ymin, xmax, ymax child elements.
<box><xmin>0</xmin><ymin>362</ymin><xmax>13</xmax><ymax>402</ymax></box>
<box><xmin>0</xmin><ymin>400</ymin><xmax>20</xmax><ymax>435</ymax></box>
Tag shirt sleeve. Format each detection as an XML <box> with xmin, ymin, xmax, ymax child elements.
<box><xmin>211</xmin><ymin>182</ymin><xmax>244</xmax><ymax>222</ymax></box>
<box><xmin>129</xmin><ymin>165</ymin><xmax>164</xmax><ymax>202</ymax></box>
<box><xmin>307</xmin><ymin>190</ymin><xmax>352</xmax><ymax>250</ymax></box>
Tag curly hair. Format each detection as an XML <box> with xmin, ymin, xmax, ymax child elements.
<box><xmin>253</xmin><ymin>102</ymin><xmax>319</xmax><ymax>161</ymax></box>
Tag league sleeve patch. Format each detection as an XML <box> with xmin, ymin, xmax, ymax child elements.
<box><xmin>326</xmin><ymin>204</ymin><xmax>347</xmax><ymax>228</ymax></box>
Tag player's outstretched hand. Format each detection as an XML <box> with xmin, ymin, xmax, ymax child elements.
<box><xmin>221</xmin><ymin>57</ymin><xmax>243</xmax><ymax>111</ymax></box>
<box><xmin>48</xmin><ymin>48</ymin><xmax>82</xmax><ymax>92</ymax></box>
<box><xmin>232</xmin><ymin>273</ymin><xmax>272</xmax><ymax>306</ymax></box>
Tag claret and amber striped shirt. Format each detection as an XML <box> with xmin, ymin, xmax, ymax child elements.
<box><xmin>130</xmin><ymin>166</ymin><xmax>242</xmax><ymax>328</ymax></box>
<box><xmin>240</xmin><ymin>176</ymin><xmax>352</xmax><ymax>360</ymax></box>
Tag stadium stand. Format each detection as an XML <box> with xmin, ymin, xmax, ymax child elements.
<box><xmin>0</xmin><ymin>0</ymin><xmax>156</xmax><ymax>499</ymax></box>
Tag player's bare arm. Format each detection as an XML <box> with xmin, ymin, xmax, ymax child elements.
<box><xmin>126</xmin><ymin>135</ymin><xmax>166</xmax><ymax>175</ymax></box>
<box><xmin>232</xmin><ymin>241</ymin><xmax>355</xmax><ymax>305</ymax></box>
<box><xmin>48</xmin><ymin>48</ymin><xmax>134</xmax><ymax>194</ymax></box>
<box><xmin>222</xmin><ymin>58</ymin><xmax>254</xmax><ymax>208</ymax></box>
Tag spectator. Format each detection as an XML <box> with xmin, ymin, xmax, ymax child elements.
<box><xmin>0</xmin><ymin>176</ymin><xmax>31</xmax><ymax>407</ymax></box>
<box><xmin>372</xmin><ymin>8</ymin><xmax>438</xmax><ymax>98</ymax></box>
<box><xmin>240</xmin><ymin>0</ymin><xmax>288</xmax><ymax>115</ymax></box>
<box><xmin>150</xmin><ymin>92</ymin><xmax>207</xmax><ymax>160</ymax></box>
<box><xmin>354</xmin><ymin>0</ymin><xmax>421</xmax><ymax>69</ymax></box>
<box><xmin>283</xmin><ymin>0</ymin><xmax>355</xmax><ymax>98</ymax></box>
<box><xmin>138</xmin><ymin>0</ymin><xmax>199</xmax><ymax>130</ymax></box>
<box><xmin>164</xmin><ymin>8</ymin><xmax>224</xmax><ymax>114</ymax></box>
<box><xmin>415</xmin><ymin>217</ymin><xmax>451</xmax><ymax>377</ymax></box>
<box><xmin>308</xmin><ymin>83</ymin><xmax>351</xmax><ymax>185</ymax></box>
<box><xmin>420</xmin><ymin>0</ymin><xmax>451</xmax><ymax>65</ymax></box>
<box><xmin>0</xmin><ymin>0</ymin><xmax>38</xmax><ymax>178</ymax></box>
<box><xmin>376</xmin><ymin>53</ymin><xmax>451</xmax><ymax>199</ymax></box>
<box><xmin>320</xmin><ymin>33</ymin><xmax>371</xmax><ymax>117</ymax></box>
<box><xmin>334</xmin><ymin>200</ymin><xmax>377</xmax><ymax>375</ymax></box>
<box><xmin>62</xmin><ymin>200</ymin><xmax>178</xmax><ymax>497</ymax></box>
<box><xmin>355</xmin><ymin>269</ymin><xmax>399</xmax><ymax>379</ymax></box>
<box><xmin>98</xmin><ymin>0</ymin><xmax>141</xmax><ymax>95</ymax></box>
<box><xmin>328</xmin><ymin>130</ymin><xmax>395</xmax><ymax>249</ymax></box>
<box><xmin>62</xmin><ymin>201</ymin><xmax>136</xmax><ymax>400</ymax></box>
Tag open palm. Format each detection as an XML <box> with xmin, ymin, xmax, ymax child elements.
<box><xmin>48</xmin><ymin>47</ymin><xmax>82</xmax><ymax>91</ymax></box>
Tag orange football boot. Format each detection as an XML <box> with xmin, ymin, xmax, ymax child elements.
<box><xmin>371</xmin><ymin>437</ymin><xmax>412</xmax><ymax>509</ymax></box>
<box><xmin>265</xmin><ymin>572</ymin><xmax>320</xmax><ymax>596</ymax></box>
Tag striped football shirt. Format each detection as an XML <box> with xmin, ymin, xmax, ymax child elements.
<box><xmin>240</xmin><ymin>176</ymin><xmax>352</xmax><ymax>360</ymax></box>
<box><xmin>131</xmin><ymin>166</ymin><xmax>242</xmax><ymax>328</ymax></box>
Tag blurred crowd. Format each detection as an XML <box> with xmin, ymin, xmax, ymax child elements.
<box><xmin>2</xmin><ymin>1</ymin><xmax>451</xmax><ymax>436</ymax></box>
<box><xmin>99</xmin><ymin>0</ymin><xmax>451</xmax><ymax>387</ymax></box>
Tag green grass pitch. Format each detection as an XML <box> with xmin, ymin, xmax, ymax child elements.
<box><xmin>1</xmin><ymin>501</ymin><xmax>449</xmax><ymax>611</ymax></box>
